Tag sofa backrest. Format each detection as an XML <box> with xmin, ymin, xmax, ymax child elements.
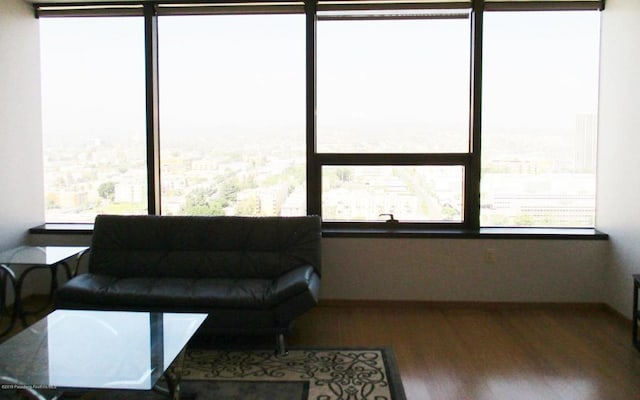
<box><xmin>89</xmin><ymin>214</ymin><xmax>321</xmax><ymax>279</ymax></box>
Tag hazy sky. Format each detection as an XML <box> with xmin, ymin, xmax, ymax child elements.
<box><xmin>482</xmin><ymin>11</ymin><xmax>600</xmax><ymax>136</ymax></box>
<box><xmin>39</xmin><ymin>10</ymin><xmax>600</xmax><ymax>148</ymax></box>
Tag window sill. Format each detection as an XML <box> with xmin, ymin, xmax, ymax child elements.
<box><xmin>30</xmin><ymin>223</ymin><xmax>94</xmax><ymax>235</ymax></box>
<box><xmin>30</xmin><ymin>223</ymin><xmax>608</xmax><ymax>240</ymax></box>
<box><xmin>322</xmin><ymin>227</ymin><xmax>608</xmax><ymax>239</ymax></box>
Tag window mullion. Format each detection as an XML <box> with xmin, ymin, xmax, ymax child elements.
<box><xmin>307</xmin><ymin>0</ymin><xmax>321</xmax><ymax>217</ymax></box>
<box><xmin>465</xmin><ymin>0</ymin><xmax>483</xmax><ymax>230</ymax></box>
<box><xmin>144</xmin><ymin>3</ymin><xmax>161</xmax><ymax>215</ymax></box>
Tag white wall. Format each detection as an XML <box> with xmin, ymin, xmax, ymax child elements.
<box><xmin>321</xmin><ymin>238</ymin><xmax>607</xmax><ymax>302</ymax></box>
<box><xmin>0</xmin><ymin>0</ymin><xmax>44</xmax><ymax>251</ymax></box>
<box><xmin>30</xmin><ymin>233</ymin><xmax>608</xmax><ymax>303</ymax></box>
<box><xmin>596</xmin><ymin>0</ymin><xmax>640</xmax><ymax>318</ymax></box>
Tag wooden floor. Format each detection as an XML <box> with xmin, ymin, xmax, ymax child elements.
<box><xmin>288</xmin><ymin>303</ymin><xmax>640</xmax><ymax>400</ymax></box>
<box><xmin>2</xmin><ymin>300</ymin><xmax>640</xmax><ymax>399</ymax></box>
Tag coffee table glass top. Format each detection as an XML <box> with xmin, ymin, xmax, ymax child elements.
<box><xmin>0</xmin><ymin>246</ymin><xmax>88</xmax><ymax>266</ymax></box>
<box><xmin>0</xmin><ymin>310</ymin><xmax>207</xmax><ymax>390</ymax></box>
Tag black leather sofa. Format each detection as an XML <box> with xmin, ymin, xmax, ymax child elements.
<box><xmin>55</xmin><ymin>214</ymin><xmax>322</xmax><ymax>353</ymax></box>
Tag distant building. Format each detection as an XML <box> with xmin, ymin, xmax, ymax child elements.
<box><xmin>258</xmin><ymin>184</ymin><xmax>289</xmax><ymax>216</ymax></box>
<box><xmin>115</xmin><ymin>182</ymin><xmax>145</xmax><ymax>203</ymax></box>
<box><xmin>480</xmin><ymin>173</ymin><xmax>595</xmax><ymax>226</ymax></box>
<box><xmin>49</xmin><ymin>191</ymin><xmax>88</xmax><ymax>209</ymax></box>
<box><xmin>281</xmin><ymin>186</ymin><xmax>306</xmax><ymax>216</ymax></box>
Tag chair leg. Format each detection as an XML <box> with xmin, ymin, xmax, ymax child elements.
<box><xmin>276</xmin><ymin>333</ymin><xmax>287</xmax><ymax>356</ymax></box>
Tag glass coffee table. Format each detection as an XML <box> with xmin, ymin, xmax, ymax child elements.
<box><xmin>0</xmin><ymin>309</ymin><xmax>207</xmax><ymax>400</ymax></box>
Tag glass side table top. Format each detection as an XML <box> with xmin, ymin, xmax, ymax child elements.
<box><xmin>0</xmin><ymin>246</ymin><xmax>89</xmax><ymax>266</ymax></box>
<box><xmin>0</xmin><ymin>310</ymin><xmax>207</xmax><ymax>390</ymax></box>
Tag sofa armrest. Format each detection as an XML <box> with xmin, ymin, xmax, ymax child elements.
<box><xmin>268</xmin><ymin>265</ymin><xmax>318</xmax><ymax>304</ymax></box>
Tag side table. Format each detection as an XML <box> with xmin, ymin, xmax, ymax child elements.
<box><xmin>0</xmin><ymin>246</ymin><xmax>89</xmax><ymax>338</ymax></box>
<box><xmin>633</xmin><ymin>274</ymin><xmax>640</xmax><ymax>350</ymax></box>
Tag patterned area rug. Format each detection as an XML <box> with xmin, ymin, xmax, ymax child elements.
<box><xmin>183</xmin><ymin>347</ymin><xmax>407</xmax><ymax>400</ymax></box>
<box><xmin>0</xmin><ymin>348</ymin><xmax>406</xmax><ymax>400</ymax></box>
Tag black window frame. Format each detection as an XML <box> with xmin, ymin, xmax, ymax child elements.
<box><xmin>311</xmin><ymin>1</ymin><xmax>477</xmax><ymax>230</ymax></box>
<box><xmin>32</xmin><ymin>0</ymin><xmax>606</xmax><ymax>233</ymax></box>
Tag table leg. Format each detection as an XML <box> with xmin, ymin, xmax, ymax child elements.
<box><xmin>0</xmin><ymin>269</ymin><xmax>6</xmax><ymax>315</ymax></box>
<box><xmin>633</xmin><ymin>277</ymin><xmax>639</xmax><ymax>349</ymax></box>
<box><xmin>0</xmin><ymin>264</ymin><xmax>19</xmax><ymax>338</ymax></box>
<box><xmin>154</xmin><ymin>347</ymin><xmax>193</xmax><ymax>400</ymax></box>
<box><xmin>69</xmin><ymin>249</ymin><xmax>90</xmax><ymax>279</ymax></box>
<box><xmin>15</xmin><ymin>265</ymin><xmax>56</xmax><ymax>328</ymax></box>
<box><xmin>60</xmin><ymin>261</ymin><xmax>72</xmax><ymax>282</ymax></box>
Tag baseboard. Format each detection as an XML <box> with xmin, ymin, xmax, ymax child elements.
<box><xmin>602</xmin><ymin>302</ymin><xmax>632</xmax><ymax>324</ymax></box>
<box><xmin>318</xmin><ymin>298</ymin><xmax>612</xmax><ymax>312</ymax></box>
<box><xmin>11</xmin><ymin>296</ymin><xmax>628</xmax><ymax>322</ymax></box>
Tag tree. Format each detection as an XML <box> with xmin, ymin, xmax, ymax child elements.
<box><xmin>98</xmin><ymin>181</ymin><xmax>115</xmax><ymax>201</ymax></box>
<box><xmin>181</xmin><ymin>187</ymin><xmax>224</xmax><ymax>216</ymax></box>
<box><xmin>220</xmin><ymin>180</ymin><xmax>239</xmax><ymax>205</ymax></box>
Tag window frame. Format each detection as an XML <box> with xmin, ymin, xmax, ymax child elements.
<box><xmin>32</xmin><ymin>0</ymin><xmax>606</xmax><ymax>233</ymax></box>
<box><xmin>311</xmin><ymin>3</ymin><xmax>476</xmax><ymax>229</ymax></box>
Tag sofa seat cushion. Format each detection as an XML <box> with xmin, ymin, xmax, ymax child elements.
<box><xmin>56</xmin><ymin>265</ymin><xmax>318</xmax><ymax>311</ymax></box>
<box><xmin>56</xmin><ymin>274</ymin><xmax>273</xmax><ymax>310</ymax></box>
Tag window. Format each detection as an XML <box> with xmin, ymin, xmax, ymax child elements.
<box><xmin>316</xmin><ymin>10</ymin><xmax>470</xmax><ymax>154</ymax></box>
<box><xmin>314</xmin><ymin>6</ymin><xmax>472</xmax><ymax>225</ymax></box>
<box><xmin>481</xmin><ymin>11</ymin><xmax>601</xmax><ymax>227</ymax></box>
<box><xmin>158</xmin><ymin>14</ymin><xmax>305</xmax><ymax>217</ymax></box>
<box><xmin>35</xmin><ymin>0</ymin><xmax>604</xmax><ymax>231</ymax></box>
<box><xmin>40</xmin><ymin>17</ymin><xmax>146</xmax><ymax>223</ymax></box>
<box><xmin>322</xmin><ymin>166</ymin><xmax>464</xmax><ymax>222</ymax></box>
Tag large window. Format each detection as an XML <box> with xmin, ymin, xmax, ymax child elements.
<box><xmin>40</xmin><ymin>17</ymin><xmax>147</xmax><ymax>223</ymax></box>
<box><xmin>35</xmin><ymin>0</ymin><xmax>604</xmax><ymax>231</ymax></box>
<box><xmin>481</xmin><ymin>11</ymin><xmax>601</xmax><ymax>227</ymax></box>
<box><xmin>316</xmin><ymin>8</ymin><xmax>470</xmax><ymax>224</ymax></box>
<box><xmin>158</xmin><ymin>14</ymin><xmax>305</xmax><ymax>217</ymax></box>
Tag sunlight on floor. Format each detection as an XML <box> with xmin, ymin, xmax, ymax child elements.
<box><xmin>401</xmin><ymin>373</ymin><xmax>596</xmax><ymax>400</ymax></box>
<box><xmin>482</xmin><ymin>376</ymin><xmax>595</xmax><ymax>400</ymax></box>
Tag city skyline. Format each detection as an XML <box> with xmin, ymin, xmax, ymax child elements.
<box><xmin>43</xmin><ymin>111</ymin><xmax>597</xmax><ymax>226</ymax></box>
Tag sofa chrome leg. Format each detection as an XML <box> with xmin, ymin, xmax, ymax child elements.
<box><xmin>276</xmin><ymin>333</ymin><xmax>287</xmax><ymax>356</ymax></box>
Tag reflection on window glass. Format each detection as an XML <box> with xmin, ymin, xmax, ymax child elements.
<box><xmin>322</xmin><ymin>166</ymin><xmax>463</xmax><ymax>222</ymax></box>
<box><xmin>40</xmin><ymin>18</ymin><xmax>147</xmax><ymax>223</ymax></box>
<box><xmin>317</xmin><ymin>11</ymin><xmax>471</xmax><ymax>153</ymax></box>
<box><xmin>158</xmin><ymin>14</ymin><xmax>305</xmax><ymax>217</ymax></box>
<box><xmin>481</xmin><ymin>11</ymin><xmax>600</xmax><ymax>227</ymax></box>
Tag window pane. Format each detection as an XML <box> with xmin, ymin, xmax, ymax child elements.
<box><xmin>317</xmin><ymin>12</ymin><xmax>471</xmax><ymax>153</ymax></box>
<box><xmin>158</xmin><ymin>15</ymin><xmax>306</xmax><ymax>217</ymax></box>
<box><xmin>481</xmin><ymin>11</ymin><xmax>600</xmax><ymax>227</ymax></box>
<box><xmin>40</xmin><ymin>18</ymin><xmax>147</xmax><ymax>223</ymax></box>
<box><xmin>322</xmin><ymin>166</ymin><xmax>463</xmax><ymax>222</ymax></box>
